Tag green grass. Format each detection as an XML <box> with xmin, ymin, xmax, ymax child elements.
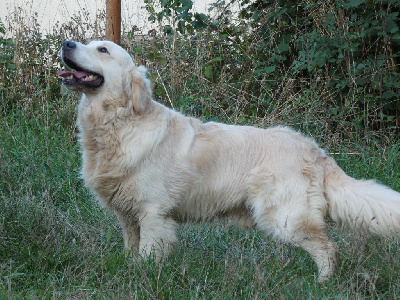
<box><xmin>1</xmin><ymin>101</ymin><xmax>400</xmax><ymax>299</ymax></box>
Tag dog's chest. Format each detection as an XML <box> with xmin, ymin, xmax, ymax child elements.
<box><xmin>77</xmin><ymin>108</ymin><xmax>126</xmax><ymax>183</ymax></box>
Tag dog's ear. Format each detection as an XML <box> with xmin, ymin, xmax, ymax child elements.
<box><xmin>125</xmin><ymin>65</ymin><xmax>151</xmax><ymax>115</ymax></box>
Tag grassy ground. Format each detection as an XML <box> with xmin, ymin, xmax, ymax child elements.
<box><xmin>1</xmin><ymin>94</ymin><xmax>400</xmax><ymax>299</ymax></box>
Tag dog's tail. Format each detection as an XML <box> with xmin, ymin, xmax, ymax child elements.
<box><xmin>323</xmin><ymin>156</ymin><xmax>400</xmax><ymax>236</ymax></box>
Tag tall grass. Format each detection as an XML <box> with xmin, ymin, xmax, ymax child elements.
<box><xmin>1</xmin><ymin>3</ymin><xmax>400</xmax><ymax>298</ymax></box>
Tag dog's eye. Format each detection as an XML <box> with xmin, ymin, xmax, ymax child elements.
<box><xmin>98</xmin><ymin>47</ymin><xmax>109</xmax><ymax>54</ymax></box>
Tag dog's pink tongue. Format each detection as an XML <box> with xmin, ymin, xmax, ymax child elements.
<box><xmin>57</xmin><ymin>71</ymin><xmax>92</xmax><ymax>79</ymax></box>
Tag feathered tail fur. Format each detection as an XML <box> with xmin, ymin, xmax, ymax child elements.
<box><xmin>323</xmin><ymin>156</ymin><xmax>400</xmax><ymax>236</ymax></box>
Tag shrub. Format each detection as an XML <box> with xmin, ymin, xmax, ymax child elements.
<box><xmin>143</xmin><ymin>0</ymin><xmax>400</xmax><ymax>136</ymax></box>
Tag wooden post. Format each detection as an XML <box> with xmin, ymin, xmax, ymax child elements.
<box><xmin>106</xmin><ymin>0</ymin><xmax>121</xmax><ymax>45</ymax></box>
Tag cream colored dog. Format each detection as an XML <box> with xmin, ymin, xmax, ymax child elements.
<box><xmin>59</xmin><ymin>40</ymin><xmax>400</xmax><ymax>282</ymax></box>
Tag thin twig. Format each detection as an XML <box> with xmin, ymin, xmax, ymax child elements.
<box><xmin>156</xmin><ymin>67</ymin><xmax>174</xmax><ymax>108</ymax></box>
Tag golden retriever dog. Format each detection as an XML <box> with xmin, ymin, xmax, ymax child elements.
<box><xmin>59</xmin><ymin>40</ymin><xmax>400</xmax><ymax>282</ymax></box>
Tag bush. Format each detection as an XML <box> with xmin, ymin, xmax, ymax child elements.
<box><xmin>143</xmin><ymin>0</ymin><xmax>400</xmax><ymax>136</ymax></box>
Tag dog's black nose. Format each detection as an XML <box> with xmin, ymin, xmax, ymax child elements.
<box><xmin>63</xmin><ymin>40</ymin><xmax>77</xmax><ymax>49</ymax></box>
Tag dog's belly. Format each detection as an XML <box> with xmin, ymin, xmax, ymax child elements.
<box><xmin>172</xmin><ymin>180</ymin><xmax>250</xmax><ymax>222</ymax></box>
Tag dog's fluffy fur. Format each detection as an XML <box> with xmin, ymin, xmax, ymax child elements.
<box><xmin>59</xmin><ymin>40</ymin><xmax>400</xmax><ymax>282</ymax></box>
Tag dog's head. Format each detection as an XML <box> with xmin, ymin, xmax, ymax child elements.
<box><xmin>59</xmin><ymin>40</ymin><xmax>151</xmax><ymax>114</ymax></box>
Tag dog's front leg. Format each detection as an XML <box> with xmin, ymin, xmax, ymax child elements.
<box><xmin>138</xmin><ymin>205</ymin><xmax>178</xmax><ymax>262</ymax></box>
<box><xmin>116</xmin><ymin>211</ymin><xmax>140</xmax><ymax>253</ymax></box>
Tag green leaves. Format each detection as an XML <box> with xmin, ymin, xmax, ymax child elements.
<box><xmin>134</xmin><ymin>45</ymin><xmax>143</xmax><ymax>55</ymax></box>
<box><xmin>264</xmin><ymin>66</ymin><xmax>276</xmax><ymax>74</ymax></box>
<box><xmin>204</xmin><ymin>65</ymin><xmax>213</xmax><ymax>79</ymax></box>
<box><xmin>147</xmin><ymin>50</ymin><xmax>167</xmax><ymax>66</ymax></box>
<box><xmin>176</xmin><ymin>0</ymin><xmax>192</xmax><ymax>13</ymax></box>
<box><xmin>145</xmin><ymin>0</ymin><xmax>208</xmax><ymax>34</ymax></box>
<box><xmin>204</xmin><ymin>57</ymin><xmax>224</xmax><ymax>80</ymax></box>
<box><xmin>142</xmin><ymin>0</ymin><xmax>400</xmax><ymax>131</ymax></box>
<box><xmin>341</xmin><ymin>0</ymin><xmax>365</xmax><ymax>9</ymax></box>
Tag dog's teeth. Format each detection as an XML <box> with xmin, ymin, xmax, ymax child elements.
<box><xmin>82</xmin><ymin>75</ymin><xmax>97</xmax><ymax>81</ymax></box>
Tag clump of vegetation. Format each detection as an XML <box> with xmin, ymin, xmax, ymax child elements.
<box><xmin>141</xmin><ymin>0</ymin><xmax>400</xmax><ymax>141</ymax></box>
<box><xmin>1</xmin><ymin>0</ymin><xmax>400</xmax><ymax>297</ymax></box>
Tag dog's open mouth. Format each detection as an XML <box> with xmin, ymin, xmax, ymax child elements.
<box><xmin>58</xmin><ymin>57</ymin><xmax>104</xmax><ymax>89</ymax></box>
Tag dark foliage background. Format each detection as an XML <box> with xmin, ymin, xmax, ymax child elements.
<box><xmin>1</xmin><ymin>0</ymin><xmax>399</xmax><ymax>142</ymax></box>
<box><xmin>143</xmin><ymin>0</ymin><xmax>400</xmax><ymax>136</ymax></box>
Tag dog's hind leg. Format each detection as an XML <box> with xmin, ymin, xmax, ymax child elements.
<box><xmin>292</xmin><ymin>163</ymin><xmax>338</xmax><ymax>282</ymax></box>
<box><xmin>289</xmin><ymin>218</ymin><xmax>337</xmax><ymax>282</ymax></box>
<box><xmin>249</xmin><ymin>172</ymin><xmax>337</xmax><ymax>282</ymax></box>
<box><xmin>253</xmin><ymin>198</ymin><xmax>337</xmax><ymax>281</ymax></box>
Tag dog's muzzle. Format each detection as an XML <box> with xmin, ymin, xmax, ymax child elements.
<box><xmin>58</xmin><ymin>40</ymin><xmax>104</xmax><ymax>90</ymax></box>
